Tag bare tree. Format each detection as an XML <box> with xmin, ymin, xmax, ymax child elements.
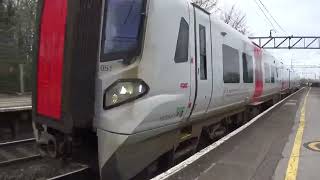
<box><xmin>222</xmin><ymin>5</ymin><xmax>249</xmax><ymax>35</ymax></box>
<box><xmin>191</xmin><ymin>1</ymin><xmax>249</xmax><ymax>35</ymax></box>
<box><xmin>0</xmin><ymin>0</ymin><xmax>37</xmax><ymax>92</ymax></box>
<box><xmin>1</xmin><ymin>0</ymin><xmax>37</xmax><ymax>60</ymax></box>
<box><xmin>191</xmin><ymin>0</ymin><xmax>218</xmax><ymax>12</ymax></box>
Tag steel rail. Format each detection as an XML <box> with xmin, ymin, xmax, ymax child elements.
<box><xmin>0</xmin><ymin>138</ymin><xmax>40</xmax><ymax>166</ymax></box>
<box><xmin>47</xmin><ymin>166</ymin><xmax>90</xmax><ymax>180</ymax></box>
<box><xmin>0</xmin><ymin>138</ymin><xmax>35</xmax><ymax>147</ymax></box>
<box><xmin>0</xmin><ymin>154</ymin><xmax>42</xmax><ymax>166</ymax></box>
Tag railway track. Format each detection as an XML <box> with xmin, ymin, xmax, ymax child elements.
<box><xmin>0</xmin><ymin>138</ymin><xmax>92</xmax><ymax>180</ymax></box>
<box><xmin>0</xmin><ymin>138</ymin><xmax>41</xmax><ymax>166</ymax></box>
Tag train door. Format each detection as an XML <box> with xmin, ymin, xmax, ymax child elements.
<box><xmin>192</xmin><ymin>7</ymin><xmax>213</xmax><ymax>117</ymax></box>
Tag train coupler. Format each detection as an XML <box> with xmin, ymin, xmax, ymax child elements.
<box><xmin>35</xmin><ymin>128</ymin><xmax>72</xmax><ymax>159</ymax></box>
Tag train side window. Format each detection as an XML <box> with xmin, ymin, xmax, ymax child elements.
<box><xmin>223</xmin><ymin>45</ymin><xmax>240</xmax><ymax>83</ymax></box>
<box><xmin>242</xmin><ymin>53</ymin><xmax>253</xmax><ymax>83</ymax></box>
<box><xmin>264</xmin><ymin>63</ymin><xmax>271</xmax><ymax>83</ymax></box>
<box><xmin>199</xmin><ymin>25</ymin><xmax>207</xmax><ymax>80</ymax></box>
<box><xmin>174</xmin><ymin>18</ymin><xmax>189</xmax><ymax>63</ymax></box>
<box><xmin>271</xmin><ymin>66</ymin><xmax>276</xmax><ymax>83</ymax></box>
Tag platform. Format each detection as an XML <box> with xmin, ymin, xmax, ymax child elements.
<box><xmin>155</xmin><ymin>87</ymin><xmax>320</xmax><ymax>180</ymax></box>
<box><xmin>0</xmin><ymin>94</ymin><xmax>32</xmax><ymax>112</ymax></box>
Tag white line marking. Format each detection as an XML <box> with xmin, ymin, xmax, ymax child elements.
<box><xmin>203</xmin><ymin>163</ymin><xmax>216</xmax><ymax>174</ymax></box>
<box><xmin>284</xmin><ymin>102</ymin><xmax>297</xmax><ymax>106</ymax></box>
<box><xmin>151</xmin><ymin>88</ymin><xmax>305</xmax><ymax>180</ymax></box>
<box><xmin>288</xmin><ymin>100</ymin><xmax>298</xmax><ymax>103</ymax></box>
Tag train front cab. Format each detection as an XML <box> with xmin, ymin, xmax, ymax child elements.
<box><xmin>96</xmin><ymin>0</ymin><xmax>194</xmax><ymax>179</ymax></box>
<box><xmin>33</xmin><ymin>0</ymin><xmax>194</xmax><ymax>179</ymax></box>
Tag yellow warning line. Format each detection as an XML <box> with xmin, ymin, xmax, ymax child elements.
<box><xmin>285</xmin><ymin>88</ymin><xmax>311</xmax><ymax>180</ymax></box>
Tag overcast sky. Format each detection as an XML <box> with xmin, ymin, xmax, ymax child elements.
<box><xmin>218</xmin><ymin>0</ymin><xmax>320</xmax><ymax>79</ymax></box>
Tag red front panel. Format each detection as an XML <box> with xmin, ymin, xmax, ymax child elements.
<box><xmin>37</xmin><ymin>0</ymin><xmax>68</xmax><ymax>120</ymax></box>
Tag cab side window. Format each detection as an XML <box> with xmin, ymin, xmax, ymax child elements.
<box><xmin>174</xmin><ymin>18</ymin><xmax>189</xmax><ymax>63</ymax></box>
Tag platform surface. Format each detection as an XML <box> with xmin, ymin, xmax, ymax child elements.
<box><xmin>0</xmin><ymin>94</ymin><xmax>32</xmax><ymax>112</ymax></box>
<box><xmin>274</xmin><ymin>87</ymin><xmax>320</xmax><ymax>180</ymax></box>
<box><xmin>166</xmin><ymin>88</ymin><xmax>319</xmax><ymax>180</ymax></box>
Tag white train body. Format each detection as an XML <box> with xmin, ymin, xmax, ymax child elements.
<box><xmin>32</xmin><ymin>0</ymin><xmax>300</xmax><ymax>179</ymax></box>
<box><xmin>94</xmin><ymin>0</ymin><xmax>296</xmax><ymax>179</ymax></box>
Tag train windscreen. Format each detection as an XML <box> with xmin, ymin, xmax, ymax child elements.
<box><xmin>101</xmin><ymin>0</ymin><xmax>146</xmax><ymax>61</ymax></box>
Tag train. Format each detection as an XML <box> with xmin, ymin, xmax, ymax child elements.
<box><xmin>32</xmin><ymin>0</ymin><xmax>300</xmax><ymax>179</ymax></box>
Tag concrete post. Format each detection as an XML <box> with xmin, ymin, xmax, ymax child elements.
<box><xmin>19</xmin><ymin>64</ymin><xmax>25</xmax><ymax>94</ymax></box>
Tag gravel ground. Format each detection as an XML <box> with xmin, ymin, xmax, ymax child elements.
<box><xmin>0</xmin><ymin>158</ymin><xmax>87</xmax><ymax>180</ymax></box>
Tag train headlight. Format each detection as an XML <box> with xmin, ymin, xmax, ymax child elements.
<box><xmin>103</xmin><ymin>79</ymin><xmax>149</xmax><ymax>109</ymax></box>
